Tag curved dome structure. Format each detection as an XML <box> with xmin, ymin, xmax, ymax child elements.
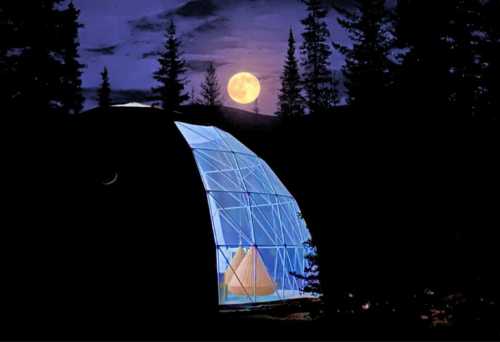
<box><xmin>176</xmin><ymin>122</ymin><xmax>314</xmax><ymax>305</ymax></box>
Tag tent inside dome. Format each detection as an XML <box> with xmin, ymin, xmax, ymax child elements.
<box><xmin>176</xmin><ymin>122</ymin><xmax>316</xmax><ymax>305</ymax></box>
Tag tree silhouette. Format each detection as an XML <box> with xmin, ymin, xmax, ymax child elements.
<box><xmin>200</xmin><ymin>62</ymin><xmax>222</xmax><ymax>107</ymax></box>
<box><xmin>444</xmin><ymin>0</ymin><xmax>483</xmax><ymax>119</ymax></box>
<box><xmin>60</xmin><ymin>2</ymin><xmax>84</xmax><ymax>115</ymax></box>
<box><xmin>482</xmin><ymin>0</ymin><xmax>500</xmax><ymax>120</ymax></box>
<box><xmin>1</xmin><ymin>1</ymin><xmax>88</xmax><ymax>115</ymax></box>
<box><xmin>334</xmin><ymin>0</ymin><xmax>392</xmax><ymax>114</ymax></box>
<box><xmin>393</xmin><ymin>0</ymin><xmax>455</xmax><ymax>120</ymax></box>
<box><xmin>328</xmin><ymin>71</ymin><xmax>341</xmax><ymax>107</ymax></box>
<box><xmin>0</xmin><ymin>3</ymin><xmax>13</xmax><ymax>110</ymax></box>
<box><xmin>98</xmin><ymin>67</ymin><xmax>111</xmax><ymax>108</ymax></box>
<box><xmin>190</xmin><ymin>86</ymin><xmax>198</xmax><ymax>105</ymax></box>
<box><xmin>290</xmin><ymin>239</ymin><xmax>321</xmax><ymax>297</ymax></box>
<box><xmin>152</xmin><ymin>19</ymin><xmax>189</xmax><ymax>113</ymax></box>
<box><xmin>300</xmin><ymin>0</ymin><xmax>333</xmax><ymax>115</ymax></box>
<box><xmin>4</xmin><ymin>1</ymin><xmax>66</xmax><ymax>113</ymax></box>
<box><xmin>276</xmin><ymin>29</ymin><xmax>305</xmax><ymax>119</ymax></box>
<box><xmin>253</xmin><ymin>98</ymin><xmax>260</xmax><ymax>115</ymax></box>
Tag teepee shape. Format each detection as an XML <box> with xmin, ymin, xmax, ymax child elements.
<box><xmin>227</xmin><ymin>246</ymin><xmax>276</xmax><ymax>296</ymax></box>
<box><xmin>224</xmin><ymin>247</ymin><xmax>246</xmax><ymax>285</ymax></box>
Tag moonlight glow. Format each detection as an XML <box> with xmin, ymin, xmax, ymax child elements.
<box><xmin>227</xmin><ymin>72</ymin><xmax>261</xmax><ymax>104</ymax></box>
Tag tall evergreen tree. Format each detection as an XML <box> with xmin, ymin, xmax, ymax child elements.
<box><xmin>5</xmin><ymin>0</ymin><xmax>66</xmax><ymax>113</ymax></box>
<box><xmin>393</xmin><ymin>0</ymin><xmax>455</xmax><ymax>120</ymax></box>
<box><xmin>152</xmin><ymin>20</ymin><xmax>188</xmax><ymax>113</ymax></box>
<box><xmin>60</xmin><ymin>2</ymin><xmax>84</xmax><ymax>114</ymax></box>
<box><xmin>445</xmin><ymin>0</ymin><xmax>483</xmax><ymax>119</ymax></box>
<box><xmin>478</xmin><ymin>0</ymin><xmax>499</xmax><ymax>120</ymax></box>
<box><xmin>276</xmin><ymin>29</ymin><xmax>305</xmax><ymax>119</ymax></box>
<box><xmin>200</xmin><ymin>62</ymin><xmax>222</xmax><ymax>107</ymax></box>
<box><xmin>300</xmin><ymin>0</ymin><xmax>333</xmax><ymax>115</ymax></box>
<box><xmin>253</xmin><ymin>98</ymin><xmax>260</xmax><ymax>115</ymax></box>
<box><xmin>328</xmin><ymin>71</ymin><xmax>341</xmax><ymax>107</ymax></box>
<box><xmin>290</xmin><ymin>239</ymin><xmax>322</xmax><ymax>297</ymax></box>
<box><xmin>190</xmin><ymin>86</ymin><xmax>198</xmax><ymax>105</ymax></box>
<box><xmin>334</xmin><ymin>0</ymin><xmax>392</xmax><ymax>114</ymax></box>
<box><xmin>0</xmin><ymin>3</ymin><xmax>13</xmax><ymax>110</ymax></box>
<box><xmin>98</xmin><ymin>67</ymin><xmax>111</xmax><ymax>108</ymax></box>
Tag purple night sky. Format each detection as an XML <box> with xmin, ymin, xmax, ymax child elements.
<box><xmin>75</xmin><ymin>0</ymin><xmax>353</xmax><ymax>114</ymax></box>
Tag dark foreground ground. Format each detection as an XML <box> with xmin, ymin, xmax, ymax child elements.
<box><xmin>1</xmin><ymin>105</ymin><xmax>499</xmax><ymax>340</ymax></box>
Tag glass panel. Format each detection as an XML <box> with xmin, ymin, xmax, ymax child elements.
<box><xmin>176</xmin><ymin>122</ymin><xmax>230</xmax><ymax>151</ymax></box>
<box><xmin>210</xmin><ymin>192</ymin><xmax>253</xmax><ymax>246</ymax></box>
<box><xmin>235</xmin><ymin>154</ymin><xmax>275</xmax><ymax>194</ymax></box>
<box><xmin>215</xmin><ymin>128</ymin><xmax>256</xmax><ymax>156</ymax></box>
<box><xmin>217</xmin><ymin>246</ymin><xmax>254</xmax><ymax>304</ymax></box>
<box><xmin>253</xmin><ymin>247</ymin><xmax>282</xmax><ymax>303</ymax></box>
<box><xmin>286</xmin><ymin>248</ymin><xmax>303</xmax><ymax>297</ymax></box>
<box><xmin>194</xmin><ymin>150</ymin><xmax>245</xmax><ymax>192</ymax></box>
<box><xmin>277</xmin><ymin>196</ymin><xmax>301</xmax><ymax>245</ymax></box>
<box><xmin>260</xmin><ymin>160</ymin><xmax>291</xmax><ymax>196</ymax></box>
<box><xmin>249</xmin><ymin>194</ymin><xmax>283</xmax><ymax>245</ymax></box>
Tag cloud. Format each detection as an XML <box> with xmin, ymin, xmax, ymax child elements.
<box><xmin>141</xmin><ymin>49</ymin><xmax>162</xmax><ymax>59</ymax></box>
<box><xmin>173</xmin><ymin>0</ymin><xmax>218</xmax><ymax>18</ymax></box>
<box><xmin>129</xmin><ymin>0</ymin><xmax>219</xmax><ymax>34</ymax></box>
<box><xmin>129</xmin><ymin>17</ymin><xmax>164</xmax><ymax>33</ymax></box>
<box><xmin>186</xmin><ymin>59</ymin><xmax>228</xmax><ymax>72</ymax></box>
<box><xmin>85</xmin><ymin>44</ymin><xmax>119</xmax><ymax>56</ymax></box>
<box><xmin>140</xmin><ymin>15</ymin><xmax>234</xmax><ymax>59</ymax></box>
<box><xmin>259</xmin><ymin>73</ymin><xmax>278</xmax><ymax>82</ymax></box>
<box><xmin>192</xmin><ymin>16</ymin><xmax>228</xmax><ymax>33</ymax></box>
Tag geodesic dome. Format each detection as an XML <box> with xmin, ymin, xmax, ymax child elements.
<box><xmin>176</xmin><ymin>121</ymin><xmax>314</xmax><ymax>305</ymax></box>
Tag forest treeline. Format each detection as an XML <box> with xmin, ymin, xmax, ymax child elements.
<box><xmin>1</xmin><ymin>0</ymin><xmax>500</xmax><ymax>121</ymax></box>
<box><xmin>278</xmin><ymin>0</ymin><xmax>500</xmax><ymax>122</ymax></box>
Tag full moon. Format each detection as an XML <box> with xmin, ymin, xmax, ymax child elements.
<box><xmin>227</xmin><ymin>72</ymin><xmax>261</xmax><ymax>104</ymax></box>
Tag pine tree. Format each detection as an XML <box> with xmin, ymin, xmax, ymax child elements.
<box><xmin>328</xmin><ymin>71</ymin><xmax>341</xmax><ymax>107</ymax></box>
<box><xmin>482</xmin><ymin>0</ymin><xmax>500</xmax><ymax>120</ymax></box>
<box><xmin>290</xmin><ymin>239</ymin><xmax>322</xmax><ymax>297</ymax></box>
<box><xmin>98</xmin><ymin>67</ymin><xmax>111</xmax><ymax>108</ymax></box>
<box><xmin>5</xmin><ymin>0</ymin><xmax>66</xmax><ymax>113</ymax></box>
<box><xmin>276</xmin><ymin>29</ymin><xmax>305</xmax><ymax>119</ymax></box>
<box><xmin>334</xmin><ymin>0</ymin><xmax>392</xmax><ymax>113</ymax></box>
<box><xmin>0</xmin><ymin>3</ymin><xmax>13</xmax><ymax>110</ymax></box>
<box><xmin>190</xmin><ymin>86</ymin><xmax>198</xmax><ymax>105</ymax></box>
<box><xmin>445</xmin><ymin>0</ymin><xmax>486</xmax><ymax>119</ymax></box>
<box><xmin>60</xmin><ymin>2</ymin><xmax>84</xmax><ymax>114</ymax></box>
<box><xmin>300</xmin><ymin>0</ymin><xmax>333</xmax><ymax>115</ymax></box>
<box><xmin>200</xmin><ymin>62</ymin><xmax>222</xmax><ymax>107</ymax></box>
<box><xmin>152</xmin><ymin>19</ymin><xmax>189</xmax><ymax>113</ymax></box>
<box><xmin>253</xmin><ymin>98</ymin><xmax>260</xmax><ymax>115</ymax></box>
<box><xmin>393</xmin><ymin>0</ymin><xmax>455</xmax><ymax>120</ymax></box>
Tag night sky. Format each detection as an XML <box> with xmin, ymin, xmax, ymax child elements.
<box><xmin>75</xmin><ymin>0</ymin><xmax>352</xmax><ymax>114</ymax></box>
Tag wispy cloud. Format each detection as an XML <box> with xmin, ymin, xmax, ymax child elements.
<box><xmin>129</xmin><ymin>0</ymin><xmax>220</xmax><ymax>34</ymax></box>
<box><xmin>186</xmin><ymin>59</ymin><xmax>228</xmax><ymax>72</ymax></box>
<box><xmin>85</xmin><ymin>44</ymin><xmax>120</xmax><ymax>56</ymax></box>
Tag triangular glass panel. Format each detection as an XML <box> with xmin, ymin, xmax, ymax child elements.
<box><xmin>214</xmin><ymin>128</ymin><xmax>256</xmax><ymax>156</ymax></box>
<box><xmin>249</xmin><ymin>194</ymin><xmax>283</xmax><ymax>245</ymax></box>
<box><xmin>194</xmin><ymin>150</ymin><xmax>245</xmax><ymax>192</ymax></box>
<box><xmin>259</xmin><ymin>160</ymin><xmax>291</xmax><ymax>196</ymax></box>
<box><xmin>176</xmin><ymin>122</ymin><xmax>230</xmax><ymax>151</ymax></box>
<box><xmin>209</xmin><ymin>192</ymin><xmax>253</xmax><ymax>246</ymax></box>
<box><xmin>217</xmin><ymin>246</ymin><xmax>254</xmax><ymax>304</ymax></box>
<box><xmin>235</xmin><ymin>154</ymin><xmax>275</xmax><ymax>194</ymax></box>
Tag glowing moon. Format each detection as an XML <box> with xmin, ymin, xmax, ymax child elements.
<box><xmin>227</xmin><ymin>72</ymin><xmax>261</xmax><ymax>104</ymax></box>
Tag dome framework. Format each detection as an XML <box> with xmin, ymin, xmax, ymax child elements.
<box><xmin>176</xmin><ymin>122</ymin><xmax>315</xmax><ymax>305</ymax></box>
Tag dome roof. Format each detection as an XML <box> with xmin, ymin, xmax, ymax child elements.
<box><xmin>176</xmin><ymin>121</ymin><xmax>314</xmax><ymax>304</ymax></box>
